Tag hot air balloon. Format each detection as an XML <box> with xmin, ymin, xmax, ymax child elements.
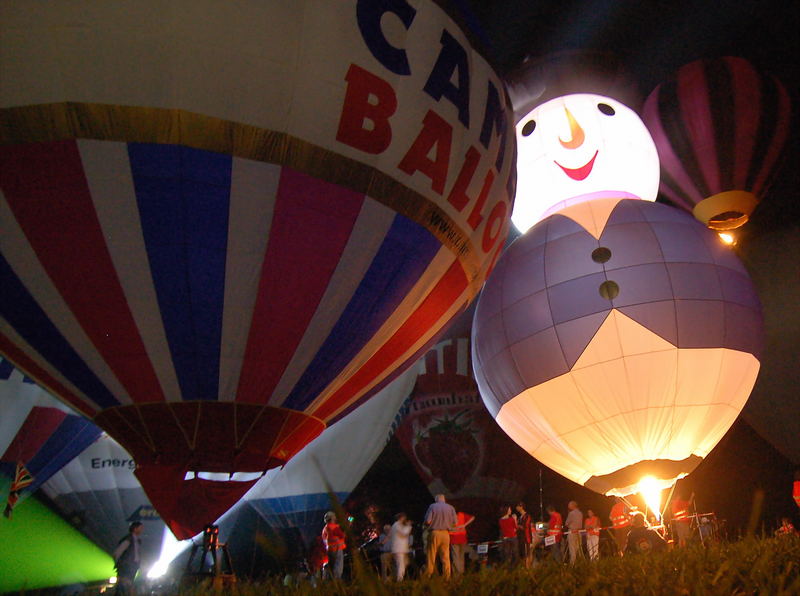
<box><xmin>472</xmin><ymin>197</ymin><xmax>764</xmax><ymax>497</ymax></box>
<box><xmin>41</xmin><ymin>433</ymin><xmax>166</xmax><ymax>559</ymax></box>
<box><xmin>0</xmin><ymin>1</ymin><xmax>515</xmax><ymax>538</ymax></box>
<box><xmin>642</xmin><ymin>56</ymin><xmax>791</xmax><ymax>230</ymax></box>
<box><xmin>1</xmin><ymin>358</ymin><xmax>101</xmax><ymax>517</ymax></box>
<box><xmin>396</xmin><ymin>336</ymin><xmax>537</xmax><ymax>540</ymax></box>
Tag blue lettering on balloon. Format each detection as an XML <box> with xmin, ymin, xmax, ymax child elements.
<box><xmin>356</xmin><ymin>0</ymin><xmax>416</xmax><ymax>76</ymax></box>
<box><xmin>423</xmin><ymin>29</ymin><xmax>470</xmax><ymax>127</ymax></box>
<box><xmin>480</xmin><ymin>81</ymin><xmax>507</xmax><ymax>170</ymax></box>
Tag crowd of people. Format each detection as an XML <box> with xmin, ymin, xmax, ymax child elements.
<box><xmin>311</xmin><ymin>492</ymin><xmax>733</xmax><ymax>581</ymax></box>
<box><xmin>108</xmin><ymin>487</ymin><xmax>799</xmax><ymax>591</ymax></box>
<box><xmin>303</xmin><ymin>483</ymin><xmax>800</xmax><ymax>583</ymax></box>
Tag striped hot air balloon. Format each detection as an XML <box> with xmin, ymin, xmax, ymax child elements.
<box><xmin>0</xmin><ymin>358</ymin><xmax>101</xmax><ymax>517</ymax></box>
<box><xmin>642</xmin><ymin>56</ymin><xmax>791</xmax><ymax>230</ymax></box>
<box><xmin>0</xmin><ymin>1</ymin><xmax>515</xmax><ymax>539</ymax></box>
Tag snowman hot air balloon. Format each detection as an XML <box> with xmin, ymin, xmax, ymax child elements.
<box><xmin>474</xmin><ymin>56</ymin><xmax>764</xmax><ymax>508</ymax></box>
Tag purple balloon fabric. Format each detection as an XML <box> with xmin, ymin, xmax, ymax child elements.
<box><xmin>472</xmin><ymin>199</ymin><xmax>763</xmax><ymax>414</ymax></box>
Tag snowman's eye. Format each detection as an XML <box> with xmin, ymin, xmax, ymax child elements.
<box><xmin>521</xmin><ymin>119</ymin><xmax>536</xmax><ymax>136</ymax></box>
<box><xmin>597</xmin><ymin>103</ymin><xmax>615</xmax><ymax>116</ymax></box>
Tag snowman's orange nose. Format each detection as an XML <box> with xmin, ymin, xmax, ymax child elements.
<box><xmin>558</xmin><ymin>107</ymin><xmax>585</xmax><ymax>149</ymax></box>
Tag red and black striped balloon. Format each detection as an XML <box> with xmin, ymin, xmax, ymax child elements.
<box><xmin>643</xmin><ymin>56</ymin><xmax>791</xmax><ymax>229</ymax></box>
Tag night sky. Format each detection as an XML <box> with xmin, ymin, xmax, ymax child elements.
<box><xmin>349</xmin><ymin>0</ymin><xmax>799</xmax><ymax>537</ymax></box>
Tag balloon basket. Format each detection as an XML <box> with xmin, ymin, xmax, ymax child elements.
<box><xmin>180</xmin><ymin>525</ymin><xmax>236</xmax><ymax>592</ymax></box>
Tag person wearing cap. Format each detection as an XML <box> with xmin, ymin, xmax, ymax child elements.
<box><xmin>321</xmin><ymin>511</ymin><xmax>346</xmax><ymax>579</ymax></box>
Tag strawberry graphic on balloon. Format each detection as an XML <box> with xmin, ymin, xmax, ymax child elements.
<box><xmin>396</xmin><ymin>337</ymin><xmax>531</xmax><ymax>541</ymax></box>
<box><xmin>414</xmin><ymin>410</ymin><xmax>480</xmax><ymax>492</ymax></box>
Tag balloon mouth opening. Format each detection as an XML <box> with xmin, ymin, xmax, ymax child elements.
<box><xmin>584</xmin><ymin>455</ymin><xmax>702</xmax><ymax>496</ymax></box>
<box><xmin>693</xmin><ymin>190</ymin><xmax>758</xmax><ymax>230</ymax></box>
<box><xmin>707</xmin><ymin>211</ymin><xmax>749</xmax><ymax>231</ymax></box>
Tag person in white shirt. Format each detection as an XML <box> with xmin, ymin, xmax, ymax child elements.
<box><xmin>389</xmin><ymin>512</ymin><xmax>414</xmax><ymax>580</ymax></box>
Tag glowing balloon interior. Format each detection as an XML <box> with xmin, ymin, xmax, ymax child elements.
<box><xmin>513</xmin><ymin>94</ymin><xmax>659</xmax><ymax>233</ymax></box>
<box><xmin>1</xmin><ymin>1</ymin><xmax>515</xmax><ymax>538</ymax></box>
<box><xmin>472</xmin><ymin>198</ymin><xmax>763</xmax><ymax>496</ymax></box>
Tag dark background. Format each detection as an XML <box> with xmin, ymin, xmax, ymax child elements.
<box><xmin>348</xmin><ymin>0</ymin><xmax>799</xmax><ymax>539</ymax></box>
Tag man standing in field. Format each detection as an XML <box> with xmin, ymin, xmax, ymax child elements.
<box><xmin>424</xmin><ymin>494</ymin><xmax>457</xmax><ymax>579</ymax></box>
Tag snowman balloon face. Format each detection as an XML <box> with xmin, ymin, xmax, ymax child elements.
<box><xmin>512</xmin><ymin>93</ymin><xmax>660</xmax><ymax>233</ymax></box>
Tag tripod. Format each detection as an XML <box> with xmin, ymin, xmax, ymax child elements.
<box><xmin>181</xmin><ymin>525</ymin><xmax>236</xmax><ymax>591</ymax></box>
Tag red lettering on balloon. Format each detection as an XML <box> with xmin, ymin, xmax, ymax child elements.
<box><xmin>446</xmin><ymin>146</ymin><xmax>480</xmax><ymax>210</ymax></box>
<box><xmin>466</xmin><ymin>169</ymin><xmax>495</xmax><ymax>230</ymax></box>
<box><xmin>336</xmin><ymin>64</ymin><xmax>397</xmax><ymax>154</ymax></box>
<box><xmin>397</xmin><ymin>110</ymin><xmax>452</xmax><ymax>195</ymax></box>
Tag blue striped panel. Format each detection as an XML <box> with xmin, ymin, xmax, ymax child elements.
<box><xmin>0</xmin><ymin>358</ymin><xmax>15</xmax><ymax>380</ymax></box>
<box><xmin>0</xmin><ymin>359</ymin><xmax>36</xmax><ymax>383</ymax></box>
<box><xmin>249</xmin><ymin>492</ymin><xmax>349</xmax><ymax>515</ymax></box>
<box><xmin>0</xmin><ymin>255</ymin><xmax>119</xmax><ymax>409</ymax></box>
<box><xmin>25</xmin><ymin>416</ymin><xmax>101</xmax><ymax>493</ymax></box>
<box><xmin>283</xmin><ymin>215</ymin><xmax>441</xmax><ymax>411</ymax></box>
<box><xmin>246</xmin><ymin>492</ymin><xmax>350</xmax><ymax>548</ymax></box>
<box><xmin>128</xmin><ymin>144</ymin><xmax>232</xmax><ymax>402</ymax></box>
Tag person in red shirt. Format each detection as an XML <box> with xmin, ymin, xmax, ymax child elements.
<box><xmin>321</xmin><ymin>511</ymin><xmax>346</xmax><ymax>579</ymax></box>
<box><xmin>584</xmin><ymin>508</ymin><xmax>601</xmax><ymax>561</ymax></box>
<box><xmin>498</xmin><ymin>505</ymin><xmax>519</xmax><ymax>565</ymax></box>
<box><xmin>793</xmin><ymin>472</ymin><xmax>800</xmax><ymax>510</ymax></box>
<box><xmin>307</xmin><ymin>535</ymin><xmax>328</xmax><ymax>579</ymax></box>
<box><xmin>449</xmin><ymin>510</ymin><xmax>474</xmax><ymax>576</ymax></box>
<box><xmin>609</xmin><ymin>497</ymin><xmax>630</xmax><ymax>556</ymax></box>
<box><xmin>670</xmin><ymin>493</ymin><xmax>693</xmax><ymax>548</ymax></box>
<box><xmin>515</xmin><ymin>502</ymin><xmax>535</xmax><ymax>568</ymax></box>
<box><xmin>545</xmin><ymin>505</ymin><xmax>563</xmax><ymax>563</ymax></box>
<box><xmin>776</xmin><ymin>517</ymin><xmax>799</xmax><ymax>537</ymax></box>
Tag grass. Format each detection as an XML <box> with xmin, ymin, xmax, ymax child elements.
<box><xmin>172</xmin><ymin>534</ymin><xmax>800</xmax><ymax>595</ymax></box>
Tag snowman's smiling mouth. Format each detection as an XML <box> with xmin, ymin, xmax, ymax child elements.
<box><xmin>555</xmin><ymin>150</ymin><xmax>599</xmax><ymax>181</ymax></box>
